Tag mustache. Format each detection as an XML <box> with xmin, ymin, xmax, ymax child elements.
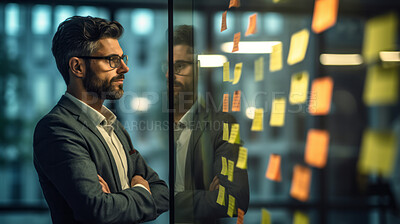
<box><xmin>111</xmin><ymin>74</ymin><xmax>125</xmax><ymax>82</ymax></box>
<box><xmin>166</xmin><ymin>80</ymin><xmax>183</xmax><ymax>87</ymax></box>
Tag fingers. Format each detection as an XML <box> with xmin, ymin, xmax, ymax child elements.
<box><xmin>98</xmin><ymin>175</ymin><xmax>111</xmax><ymax>193</ymax></box>
<box><xmin>209</xmin><ymin>175</ymin><xmax>220</xmax><ymax>191</ymax></box>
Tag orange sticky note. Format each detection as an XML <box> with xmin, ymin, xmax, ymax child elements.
<box><xmin>232</xmin><ymin>90</ymin><xmax>241</xmax><ymax>112</ymax></box>
<box><xmin>237</xmin><ymin>208</ymin><xmax>244</xmax><ymax>224</ymax></box>
<box><xmin>290</xmin><ymin>165</ymin><xmax>312</xmax><ymax>202</ymax></box>
<box><xmin>308</xmin><ymin>77</ymin><xmax>334</xmax><ymax>115</ymax></box>
<box><xmin>221</xmin><ymin>11</ymin><xmax>227</xmax><ymax>32</ymax></box>
<box><xmin>305</xmin><ymin>129</ymin><xmax>330</xmax><ymax>168</ymax></box>
<box><xmin>312</xmin><ymin>0</ymin><xmax>339</xmax><ymax>34</ymax></box>
<box><xmin>245</xmin><ymin>13</ymin><xmax>257</xmax><ymax>36</ymax></box>
<box><xmin>232</xmin><ymin>32</ymin><xmax>241</xmax><ymax>52</ymax></box>
<box><xmin>223</xmin><ymin>93</ymin><xmax>229</xmax><ymax>112</ymax></box>
<box><xmin>229</xmin><ymin>0</ymin><xmax>240</xmax><ymax>8</ymax></box>
<box><xmin>265</xmin><ymin>154</ymin><xmax>281</xmax><ymax>182</ymax></box>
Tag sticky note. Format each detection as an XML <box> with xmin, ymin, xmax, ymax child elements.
<box><xmin>312</xmin><ymin>0</ymin><xmax>339</xmax><ymax>34</ymax></box>
<box><xmin>228</xmin><ymin>123</ymin><xmax>240</xmax><ymax>144</ymax></box>
<box><xmin>228</xmin><ymin>159</ymin><xmax>234</xmax><ymax>182</ymax></box>
<box><xmin>236</xmin><ymin>147</ymin><xmax>248</xmax><ymax>169</ymax></box>
<box><xmin>287</xmin><ymin>29</ymin><xmax>310</xmax><ymax>65</ymax></box>
<box><xmin>232</xmin><ymin>90</ymin><xmax>241</xmax><ymax>112</ymax></box>
<box><xmin>289</xmin><ymin>71</ymin><xmax>309</xmax><ymax>104</ymax></box>
<box><xmin>358</xmin><ymin>129</ymin><xmax>397</xmax><ymax>177</ymax></box>
<box><xmin>223</xmin><ymin>93</ymin><xmax>229</xmax><ymax>112</ymax></box>
<box><xmin>363</xmin><ymin>65</ymin><xmax>398</xmax><ymax>106</ymax></box>
<box><xmin>232</xmin><ymin>32</ymin><xmax>241</xmax><ymax>52</ymax></box>
<box><xmin>229</xmin><ymin>0</ymin><xmax>240</xmax><ymax>8</ymax></box>
<box><xmin>363</xmin><ymin>13</ymin><xmax>398</xmax><ymax>64</ymax></box>
<box><xmin>221</xmin><ymin>11</ymin><xmax>227</xmax><ymax>32</ymax></box>
<box><xmin>237</xmin><ymin>208</ymin><xmax>244</xmax><ymax>224</ymax></box>
<box><xmin>290</xmin><ymin>165</ymin><xmax>312</xmax><ymax>202</ymax></box>
<box><xmin>227</xmin><ymin>195</ymin><xmax>235</xmax><ymax>217</ymax></box>
<box><xmin>254</xmin><ymin>56</ymin><xmax>264</xmax><ymax>82</ymax></box>
<box><xmin>270</xmin><ymin>43</ymin><xmax>283</xmax><ymax>72</ymax></box>
<box><xmin>270</xmin><ymin>98</ymin><xmax>286</xmax><ymax>127</ymax></box>
<box><xmin>223</xmin><ymin>61</ymin><xmax>230</xmax><ymax>82</ymax></box>
<box><xmin>223</xmin><ymin>123</ymin><xmax>229</xmax><ymax>141</ymax></box>
<box><xmin>221</xmin><ymin>156</ymin><xmax>228</xmax><ymax>175</ymax></box>
<box><xmin>273</xmin><ymin>0</ymin><xmax>280</xmax><ymax>3</ymax></box>
<box><xmin>308</xmin><ymin>76</ymin><xmax>334</xmax><ymax>115</ymax></box>
<box><xmin>293</xmin><ymin>211</ymin><xmax>310</xmax><ymax>224</ymax></box>
<box><xmin>232</xmin><ymin>63</ymin><xmax>242</xmax><ymax>85</ymax></box>
<box><xmin>245</xmin><ymin>13</ymin><xmax>257</xmax><ymax>36</ymax></box>
<box><xmin>265</xmin><ymin>154</ymin><xmax>281</xmax><ymax>182</ymax></box>
<box><xmin>261</xmin><ymin>208</ymin><xmax>271</xmax><ymax>224</ymax></box>
<box><xmin>216</xmin><ymin>185</ymin><xmax>226</xmax><ymax>206</ymax></box>
<box><xmin>251</xmin><ymin>108</ymin><xmax>264</xmax><ymax>131</ymax></box>
<box><xmin>305</xmin><ymin>129</ymin><xmax>330</xmax><ymax>168</ymax></box>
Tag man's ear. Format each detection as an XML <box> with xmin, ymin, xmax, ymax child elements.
<box><xmin>69</xmin><ymin>57</ymin><xmax>86</xmax><ymax>78</ymax></box>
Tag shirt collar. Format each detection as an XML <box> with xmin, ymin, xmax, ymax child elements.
<box><xmin>178</xmin><ymin>101</ymin><xmax>198</xmax><ymax>128</ymax></box>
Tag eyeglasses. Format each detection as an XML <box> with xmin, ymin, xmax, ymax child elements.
<box><xmin>162</xmin><ymin>60</ymin><xmax>194</xmax><ymax>76</ymax></box>
<box><xmin>77</xmin><ymin>55</ymin><xmax>128</xmax><ymax>68</ymax></box>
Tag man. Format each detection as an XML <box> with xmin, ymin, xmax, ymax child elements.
<box><xmin>167</xmin><ymin>25</ymin><xmax>249</xmax><ymax>223</ymax></box>
<box><xmin>33</xmin><ymin>16</ymin><xmax>168</xmax><ymax>224</ymax></box>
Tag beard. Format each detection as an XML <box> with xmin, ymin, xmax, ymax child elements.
<box><xmin>83</xmin><ymin>67</ymin><xmax>124</xmax><ymax>100</ymax></box>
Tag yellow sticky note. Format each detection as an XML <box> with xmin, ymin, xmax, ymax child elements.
<box><xmin>237</xmin><ymin>208</ymin><xmax>244</xmax><ymax>224</ymax></box>
<box><xmin>227</xmin><ymin>195</ymin><xmax>235</xmax><ymax>217</ymax></box>
<box><xmin>223</xmin><ymin>123</ymin><xmax>229</xmax><ymax>141</ymax></box>
<box><xmin>251</xmin><ymin>108</ymin><xmax>264</xmax><ymax>131</ymax></box>
<box><xmin>290</xmin><ymin>165</ymin><xmax>312</xmax><ymax>202</ymax></box>
<box><xmin>223</xmin><ymin>93</ymin><xmax>229</xmax><ymax>112</ymax></box>
<box><xmin>229</xmin><ymin>0</ymin><xmax>240</xmax><ymax>8</ymax></box>
<box><xmin>216</xmin><ymin>185</ymin><xmax>226</xmax><ymax>206</ymax></box>
<box><xmin>228</xmin><ymin>159</ymin><xmax>234</xmax><ymax>182</ymax></box>
<box><xmin>363</xmin><ymin>13</ymin><xmax>398</xmax><ymax>64</ymax></box>
<box><xmin>289</xmin><ymin>71</ymin><xmax>309</xmax><ymax>104</ymax></box>
<box><xmin>221</xmin><ymin>156</ymin><xmax>228</xmax><ymax>175</ymax></box>
<box><xmin>363</xmin><ymin>65</ymin><xmax>398</xmax><ymax>106</ymax></box>
<box><xmin>287</xmin><ymin>29</ymin><xmax>310</xmax><ymax>65</ymax></box>
<box><xmin>228</xmin><ymin>124</ymin><xmax>240</xmax><ymax>144</ymax></box>
<box><xmin>308</xmin><ymin>76</ymin><xmax>334</xmax><ymax>115</ymax></box>
<box><xmin>232</xmin><ymin>90</ymin><xmax>241</xmax><ymax>112</ymax></box>
<box><xmin>311</xmin><ymin>0</ymin><xmax>339</xmax><ymax>34</ymax></box>
<box><xmin>232</xmin><ymin>32</ymin><xmax>241</xmax><ymax>52</ymax></box>
<box><xmin>255</xmin><ymin>56</ymin><xmax>264</xmax><ymax>82</ymax></box>
<box><xmin>223</xmin><ymin>61</ymin><xmax>230</xmax><ymax>82</ymax></box>
<box><xmin>270</xmin><ymin>98</ymin><xmax>286</xmax><ymax>127</ymax></box>
<box><xmin>261</xmin><ymin>208</ymin><xmax>271</xmax><ymax>224</ymax></box>
<box><xmin>270</xmin><ymin>43</ymin><xmax>283</xmax><ymax>72</ymax></box>
<box><xmin>236</xmin><ymin>147</ymin><xmax>248</xmax><ymax>169</ymax></box>
<box><xmin>221</xmin><ymin>11</ymin><xmax>227</xmax><ymax>32</ymax></box>
<box><xmin>245</xmin><ymin>13</ymin><xmax>257</xmax><ymax>36</ymax></box>
<box><xmin>266</xmin><ymin>154</ymin><xmax>281</xmax><ymax>182</ymax></box>
<box><xmin>232</xmin><ymin>63</ymin><xmax>242</xmax><ymax>85</ymax></box>
<box><xmin>293</xmin><ymin>211</ymin><xmax>310</xmax><ymax>224</ymax></box>
<box><xmin>305</xmin><ymin>129</ymin><xmax>330</xmax><ymax>168</ymax></box>
<box><xmin>358</xmin><ymin>129</ymin><xmax>397</xmax><ymax>177</ymax></box>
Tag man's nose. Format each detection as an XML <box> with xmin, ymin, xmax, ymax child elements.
<box><xmin>118</xmin><ymin>60</ymin><xmax>129</xmax><ymax>74</ymax></box>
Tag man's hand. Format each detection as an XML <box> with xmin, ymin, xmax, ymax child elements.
<box><xmin>209</xmin><ymin>175</ymin><xmax>220</xmax><ymax>191</ymax></box>
<box><xmin>131</xmin><ymin>175</ymin><xmax>152</xmax><ymax>194</ymax></box>
<box><xmin>98</xmin><ymin>175</ymin><xmax>111</xmax><ymax>193</ymax></box>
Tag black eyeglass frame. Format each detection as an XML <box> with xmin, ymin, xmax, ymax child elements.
<box><xmin>162</xmin><ymin>60</ymin><xmax>195</xmax><ymax>76</ymax></box>
<box><xmin>77</xmin><ymin>54</ymin><xmax>128</xmax><ymax>69</ymax></box>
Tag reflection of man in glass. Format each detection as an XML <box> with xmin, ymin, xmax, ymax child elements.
<box><xmin>166</xmin><ymin>25</ymin><xmax>249</xmax><ymax>223</ymax></box>
<box><xmin>33</xmin><ymin>16</ymin><xmax>168</xmax><ymax>224</ymax></box>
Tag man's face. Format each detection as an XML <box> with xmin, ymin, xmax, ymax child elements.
<box><xmin>166</xmin><ymin>44</ymin><xmax>194</xmax><ymax>106</ymax></box>
<box><xmin>83</xmin><ymin>38</ymin><xmax>129</xmax><ymax>100</ymax></box>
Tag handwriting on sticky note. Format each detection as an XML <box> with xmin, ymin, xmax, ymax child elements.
<box><xmin>270</xmin><ymin>98</ymin><xmax>286</xmax><ymax>127</ymax></box>
<box><xmin>228</xmin><ymin>123</ymin><xmax>240</xmax><ymax>144</ymax></box>
<box><xmin>308</xmin><ymin>76</ymin><xmax>334</xmax><ymax>115</ymax></box>
<box><xmin>221</xmin><ymin>11</ymin><xmax>227</xmax><ymax>32</ymax></box>
<box><xmin>294</xmin><ymin>211</ymin><xmax>310</xmax><ymax>224</ymax></box>
<box><xmin>305</xmin><ymin>129</ymin><xmax>330</xmax><ymax>168</ymax></box>
<box><xmin>270</xmin><ymin>43</ymin><xmax>283</xmax><ymax>72</ymax></box>
<box><xmin>229</xmin><ymin>0</ymin><xmax>240</xmax><ymax>8</ymax></box>
<box><xmin>290</xmin><ymin>165</ymin><xmax>312</xmax><ymax>202</ymax></box>
<box><xmin>358</xmin><ymin>129</ymin><xmax>397</xmax><ymax>177</ymax></box>
<box><xmin>290</xmin><ymin>71</ymin><xmax>309</xmax><ymax>104</ymax></box>
<box><xmin>363</xmin><ymin>65</ymin><xmax>398</xmax><ymax>106</ymax></box>
<box><xmin>255</xmin><ymin>56</ymin><xmax>264</xmax><ymax>82</ymax></box>
<box><xmin>363</xmin><ymin>13</ymin><xmax>398</xmax><ymax>64</ymax></box>
<box><xmin>312</xmin><ymin>0</ymin><xmax>339</xmax><ymax>34</ymax></box>
<box><xmin>265</xmin><ymin>154</ymin><xmax>281</xmax><ymax>182</ymax></box>
<box><xmin>223</xmin><ymin>123</ymin><xmax>229</xmax><ymax>141</ymax></box>
<box><xmin>237</xmin><ymin>208</ymin><xmax>244</xmax><ymax>224</ymax></box>
<box><xmin>228</xmin><ymin>159</ymin><xmax>234</xmax><ymax>182</ymax></box>
<box><xmin>236</xmin><ymin>147</ymin><xmax>248</xmax><ymax>169</ymax></box>
<box><xmin>221</xmin><ymin>156</ymin><xmax>228</xmax><ymax>175</ymax></box>
<box><xmin>216</xmin><ymin>185</ymin><xmax>226</xmax><ymax>206</ymax></box>
<box><xmin>287</xmin><ymin>29</ymin><xmax>310</xmax><ymax>65</ymax></box>
<box><xmin>227</xmin><ymin>195</ymin><xmax>235</xmax><ymax>217</ymax></box>
<box><xmin>245</xmin><ymin>13</ymin><xmax>257</xmax><ymax>36</ymax></box>
<box><xmin>261</xmin><ymin>208</ymin><xmax>271</xmax><ymax>224</ymax></box>
<box><xmin>232</xmin><ymin>63</ymin><xmax>242</xmax><ymax>85</ymax></box>
<box><xmin>223</xmin><ymin>61</ymin><xmax>230</xmax><ymax>82</ymax></box>
<box><xmin>251</xmin><ymin>108</ymin><xmax>264</xmax><ymax>131</ymax></box>
<box><xmin>223</xmin><ymin>94</ymin><xmax>229</xmax><ymax>112</ymax></box>
<box><xmin>232</xmin><ymin>90</ymin><xmax>241</xmax><ymax>112</ymax></box>
<box><xmin>232</xmin><ymin>32</ymin><xmax>241</xmax><ymax>52</ymax></box>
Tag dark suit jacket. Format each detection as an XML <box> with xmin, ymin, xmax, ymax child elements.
<box><xmin>33</xmin><ymin>95</ymin><xmax>169</xmax><ymax>224</ymax></box>
<box><xmin>175</xmin><ymin>106</ymin><xmax>249</xmax><ymax>223</ymax></box>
